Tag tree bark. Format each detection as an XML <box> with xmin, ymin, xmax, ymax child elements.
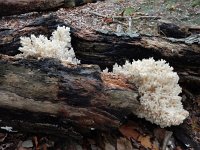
<box><xmin>0</xmin><ymin>14</ymin><xmax>63</xmax><ymax>55</ymax></box>
<box><xmin>72</xmin><ymin>28</ymin><xmax>200</xmax><ymax>69</ymax></box>
<box><xmin>0</xmin><ymin>13</ymin><xmax>199</xmax><ymax>94</ymax></box>
<box><xmin>0</xmin><ymin>13</ymin><xmax>199</xmax><ymax>145</ymax></box>
<box><xmin>0</xmin><ymin>7</ymin><xmax>199</xmax><ymax>148</ymax></box>
<box><xmin>0</xmin><ymin>0</ymin><xmax>64</xmax><ymax>17</ymax></box>
<box><xmin>0</xmin><ymin>14</ymin><xmax>199</xmax><ymax>68</ymax></box>
<box><xmin>0</xmin><ymin>54</ymin><xmax>140</xmax><ymax>137</ymax></box>
<box><xmin>0</xmin><ymin>0</ymin><xmax>99</xmax><ymax>17</ymax></box>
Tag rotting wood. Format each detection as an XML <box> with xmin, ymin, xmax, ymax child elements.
<box><xmin>0</xmin><ymin>14</ymin><xmax>199</xmax><ymax>68</ymax></box>
<box><xmin>0</xmin><ymin>14</ymin><xmax>199</xmax><ymax>95</ymax></box>
<box><xmin>0</xmin><ymin>54</ymin><xmax>140</xmax><ymax>136</ymax></box>
<box><xmin>157</xmin><ymin>20</ymin><xmax>191</xmax><ymax>38</ymax></box>
<box><xmin>0</xmin><ymin>13</ymin><xmax>199</xmax><ymax>145</ymax></box>
<box><xmin>0</xmin><ymin>13</ymin><xmax>199</xmax><ymax>94</ymax></box>
<box><xmin>0</xmin><ymin>0</ymin><xmax>101</xmax><ymax>17</ymax></box>
<box><xmin>157</xmin><ymin>20</ymin><xmax>200</xmax><ymax>38</ymax></box>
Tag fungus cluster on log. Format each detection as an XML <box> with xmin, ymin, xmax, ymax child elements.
<box><xmin>15</xmin><ymin>26</ymin><xmax>189</xmax><ymax>128</ymax></box>
<box><xmin>17</xmin><ymin>26</ymin><xmax>80</xmax><ymax>65</ymax></box>
<box><xmin>104</xmin><ymin>59</ymin><xmax>189</xmax><ymax>127</ymax></box>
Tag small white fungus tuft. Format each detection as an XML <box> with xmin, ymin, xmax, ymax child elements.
<box><xmin>104</xmin><ymin>58</ymin><xmax>189</xmax><ymax>127</ymax></box>
<box><xmin>16</xmin><ymin>26</ymin><xmax>80</xmax><ymax>65</ymax></box>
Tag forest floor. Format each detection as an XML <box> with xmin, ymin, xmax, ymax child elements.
<box><xmin>56</xmin><ymin>0</ymin><xmax>200</xmax><ymax>35</ymax></box>
<box><xmin>0</xmin><ymin>0</ymin><xmax>199</xmax><ymax>150</ymax></box>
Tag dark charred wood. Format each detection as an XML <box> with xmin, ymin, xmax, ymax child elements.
<box><xmin>0</xmin><ymin>14</ymin><xmax>66</xmax><ymax>55</ymax></box>
<box><xmin>172</xmin><ymin>126</ymin><xmax>200</xmax><ymax>149</ymax></box>
<box><xmin>157</xmin><ymin>20</ymin><xmax>191</xmax><ymax>38</ymax></box>
<box><xmin>0</xmin><ymin>54</ymin><xmax>140</xmax><ymax>136</ymax></box>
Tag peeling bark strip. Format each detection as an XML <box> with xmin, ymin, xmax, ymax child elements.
<box><xmin>0</xmin><ymin>54</ymin><xmax>139</xmax><ymax>136</ymax></box>
<box><xmin>0</xmin><ymin>0</ymin><xmax>100</xmax><ymax>17</ymax></box>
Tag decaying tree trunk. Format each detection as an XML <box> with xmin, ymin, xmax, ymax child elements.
<box><xmin>0</xmin><ymin>14</ymin><xmax>199</xmax><ymax>90</ymax></box>
<box><xmin>0</xmin><ymin>14</ymin><xmax>199</xmax><ymax>93</ymax></box>
<box><xmin>0</xmin><ymin>14</ymin><xmax>199</xmax><ymax>67</ymax></box>
<box><xmin>0</xmin><ymin>0</ymin><xmax>99</xmax><ymax>17</ymax></box>
<box><xmin>0</xmin><ymin>13</ymin><xmax>199</xmax><ymax>142</ymax></box>
<box><xmin>0</xmin><ymin>54</ymin><xmax>140</xmax><ymax>137</ymax></box>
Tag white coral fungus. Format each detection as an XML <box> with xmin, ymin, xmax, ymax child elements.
<box><xmin>16</xmin><ymin>26</ymin><xmax>80</xmax><ymax>65</ymax></box>
<box><xmin>107</xmin><ymin>58</ymin><xmax>189</xmax><ymax>127</ymax></box>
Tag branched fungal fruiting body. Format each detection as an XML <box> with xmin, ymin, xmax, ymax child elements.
<box><xmin>104</xmin><ymin>58</ymin><xmax>189</xmax><ymax>127</ymax></box>
<box><xmin>16</xmin><ymin>26</ymin><xmax>80</xmax><ymax>65</ymax></box>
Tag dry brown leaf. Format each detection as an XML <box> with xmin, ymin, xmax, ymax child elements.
<box><xmin>138</xmin><ymin>135</ymin><xmax>159</xmax><ymax>150</ymax></box>
<box><xmin>138</xmin><ymin>136</ymin><xmax>152</xmax><ymax>149</ymax></box>
<box><xmin>119</xmin><ymin>121</ymin><xmax>159</xmax><ymax>150</ymax></box>
<box><xmin>119</xmin><ymin>122</ymin><xmax>140</xmax><ymax>140</ymax></box>
<box><xmin>103</xmin><ymin>17</ymin><xmax>113</xmax><ymax>24</ymax></box>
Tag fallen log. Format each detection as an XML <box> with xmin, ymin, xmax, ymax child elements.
<box><xmin>0</xmin><ymin>0</ymin><xmax>100</xmax><ymax>17</ymax></box>
<box><xmin>0</xmin><ymin>54</ymin><xmax>140</xmax><ymax>137</ymax></box>
<box><xmin>0</xmin><ymin>14</ymin><xmax>199</xmax><ymax>96</ymax></box>
<box><xmin>0</xmin><ymin>8</ymin><xmax>199</xmax><ymax>148</ymax></box>
<box><xmin>72</xmin><ymin>28</ymin><xmax>200</xmax><ymax>68</ymax></box>
<box><xmin>0</xmin><ymin>14</ymin><xmax>199</xmax><ymax>68</ymax></box>
<box><xmin>0</xmin><ymin>14</ymin><xmax>199</xmax><ymax>145</ymax></box>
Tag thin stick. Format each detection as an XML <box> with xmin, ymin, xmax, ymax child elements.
<box><xmin>89</xmin><ymin>11</ymin><xmax>161</xmax><ymax>20</ymax></box>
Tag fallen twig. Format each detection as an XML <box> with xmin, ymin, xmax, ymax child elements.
<box><xmin>89</xmin><ymin>11</ymin><xmax>161</xmax><ymax>20</ymax></box>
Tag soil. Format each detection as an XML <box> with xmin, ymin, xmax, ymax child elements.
<box><xmin>56</xmin><ymin>0</ymin><xmax>200</xmax><ymax>35</ymax></box>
